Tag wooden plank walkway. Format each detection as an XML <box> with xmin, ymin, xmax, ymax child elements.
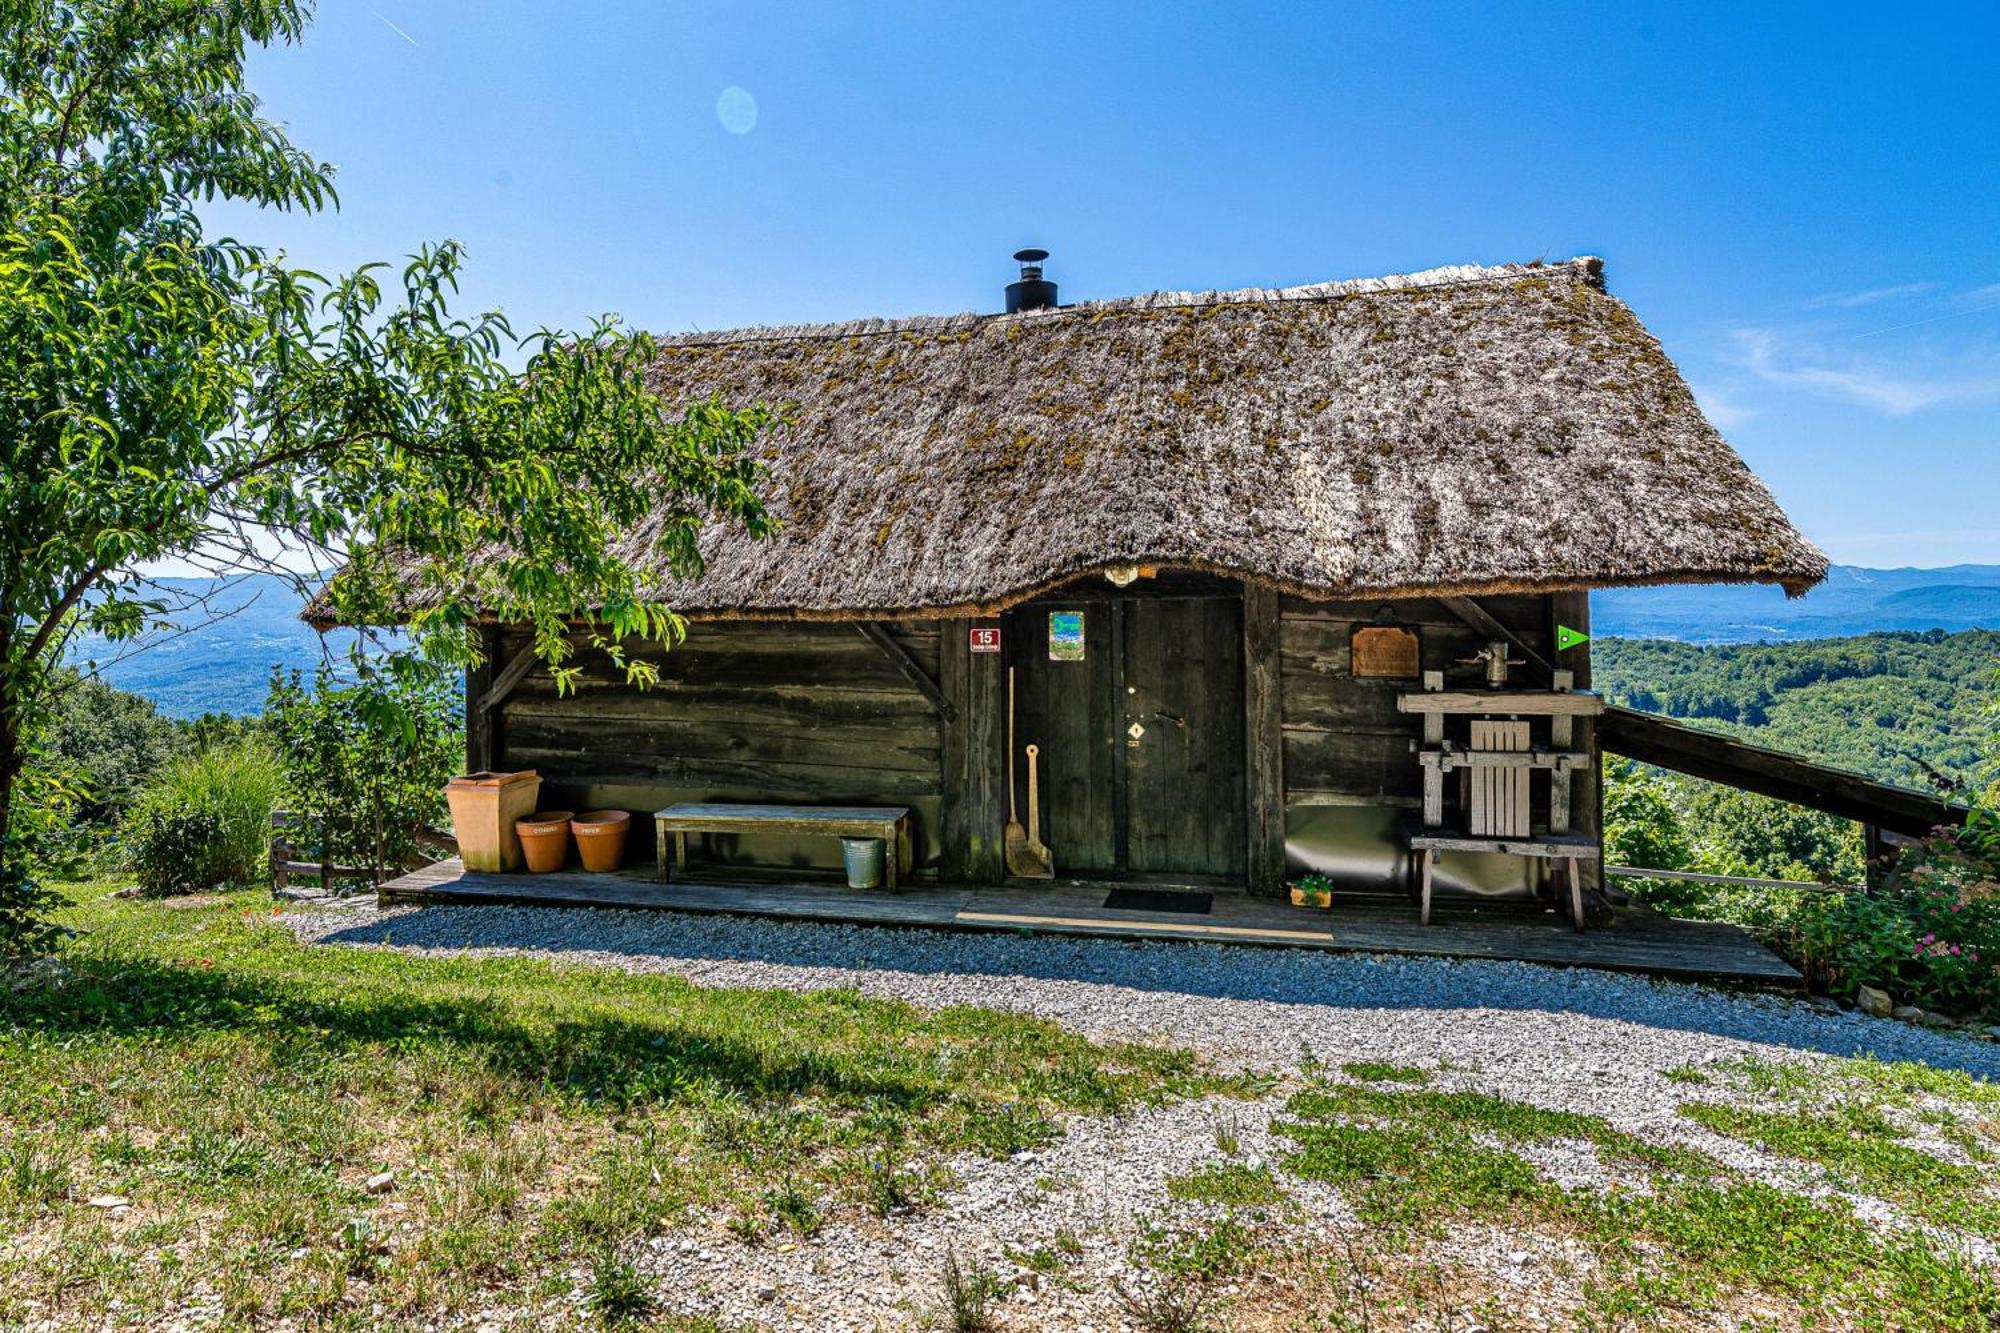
<box><xmin>379</xmin><ymin>860</ymin><xmax>1802</xmax><ymax>988</ymax></box>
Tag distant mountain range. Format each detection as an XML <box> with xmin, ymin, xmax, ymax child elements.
<box><xmin>70</xmin><ymin>575</ymin><xmax>368</xmax><ymax>719</ymax></box>
<box><xmin>1593</xmin><ymin>564</ymin><xmax>2000</xmax><ymax>643</ymax></box>
<box><xmin>69</xmin><ymin>565</ymin><xmax>2000</xmax><ymax>718</ymax></box>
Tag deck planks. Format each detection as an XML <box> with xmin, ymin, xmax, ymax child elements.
<box><xmin>377</xmin><ymin>861</ymin><xmax>1801</xmax><ymax>987</ymax></box>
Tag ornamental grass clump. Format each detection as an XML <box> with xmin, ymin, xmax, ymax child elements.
<box><xmin>122</xmin><ymin>740</ymin><xmax>284</xmax><ymax>896</ymax></box>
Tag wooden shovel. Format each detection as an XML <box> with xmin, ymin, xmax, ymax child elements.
<box><xmin>1019</xmin><ymin>742</ymin><xmax>1054</xmax><ymax>878</ymax></box>
<box><xmin>1003</xmin><ymin>668</ymin><xmax>1036</xmax><ymax>875</ymax></box>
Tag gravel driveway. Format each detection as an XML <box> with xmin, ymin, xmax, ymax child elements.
<box><xmin>282</xmin><ymin>901</ymin><xmax>2000</xmax><ymax>1329</ymax></box>
<box><xmin>286</xmin><ymin>900</ymin><xmax>1998</xmax><ymax>1087</ymax></box>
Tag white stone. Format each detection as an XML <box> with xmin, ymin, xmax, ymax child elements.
<box><xmin>364</xmin><ymin>1171</ymin><xmax>396</xmax><ymax>1195</ymax></box>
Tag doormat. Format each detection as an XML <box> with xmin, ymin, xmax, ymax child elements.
<box><xmin>1102</xmin><ymin>889</ymin><xmax>1214</xmax><ymax>915</ymax></box>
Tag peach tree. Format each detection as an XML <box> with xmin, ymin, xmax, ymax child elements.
<box><xmin>0</xmin><ymin>1</ymin><xmax>771</xmax><ymax>950</ymax></box>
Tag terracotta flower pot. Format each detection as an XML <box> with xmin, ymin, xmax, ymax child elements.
<box><xmin>515</xmin><ymin>811</ymin><xmax>574</xmax><ymax>874</ymax></box>
<box><xmin>1289</xmin><ymin>884</ymin><xmax>1333</xmax><ymax>909</ymax></box>
<box><xmin>444</xmin><ymin>771</ymin><xmax>542</xmax><ymax>872</ymax></box>
<box><xmin>571</xmin><ymin>809</ymin><xmax>631</xmax><ymax>873</ymax></box>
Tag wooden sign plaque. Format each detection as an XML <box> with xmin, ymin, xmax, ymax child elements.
<box><xmin>1351</xmin><ymin>625</ymin><xmax>1420</xmax><ymax>679</ymax></box>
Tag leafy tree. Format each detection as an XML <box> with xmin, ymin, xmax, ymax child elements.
<box><xmin>1602</xmin><ymin>761</ymin><xmax>1692</xmax><ymax>872</ymax></box>
<box><xmin>263</xmin><ymin>666</ymin><xmax>460</xmax><ymax>873</ymax></box>
<box><xmin>0</xmin><ymin>2</ymin><xmax>772</xmax><ymax>951</ymax></box>
<box><xmin>36</xmin><ymin>668</ymin><xmax>182</xmax><ymax>821</ymax></box>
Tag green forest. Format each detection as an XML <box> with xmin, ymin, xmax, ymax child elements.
<box><xmin>1595</xmin><ymin>629</ymin><xmax>2000</xmax><ymax>794</ymax></box>
<box><xmin>1594</xmin><ymin>631</ymin><xmax>1998</xmax><ymax>889</ymax></box>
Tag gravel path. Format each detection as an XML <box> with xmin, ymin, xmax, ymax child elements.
<box><xmin>282</xmin><ymin>901</ymin><xmax>1999</xmax><ymax>1329</ymax></box>
<box><xmin>286</xmin><ymin>900</ymin><xmax>2000</xmax><ymax>1090</ymax></box>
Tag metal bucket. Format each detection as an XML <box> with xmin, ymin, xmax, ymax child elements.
<box><xmin>840</xmin><ymin>837</ymin><xmax>885</xmax><ymax>890</ymax></box>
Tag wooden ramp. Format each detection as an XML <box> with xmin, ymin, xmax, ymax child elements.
<box><xmin>1601</xmin><ymin>705</ymin><xmax>1966</xmax><ymax>839</ymax></box>
<box><xmin>380</xmin><ymin>861</ymin><xmax>1801</xmax><ymax>988</ymax></box>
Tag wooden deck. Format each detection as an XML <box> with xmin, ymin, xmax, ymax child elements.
<box><xmin>378</xmin><ymin>860</ymin><xmax>1801</xmax><ymax>988</ymax></box>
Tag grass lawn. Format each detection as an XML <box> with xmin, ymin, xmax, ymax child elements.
<box><xmin>1</xmin><ymin>880</ymin><xmax>1238</xmax><ymax>1328</ymax></box>
<box><xmin>5</xmin><ymin>879</ymin><xmax>1998</xmax><ymax>1330</ymax></box>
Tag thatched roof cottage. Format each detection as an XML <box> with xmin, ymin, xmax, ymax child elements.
<box><xmin>346</xmin><ymin>255</ymin><xmax>1827</xmax><ymax>923</ymax></box>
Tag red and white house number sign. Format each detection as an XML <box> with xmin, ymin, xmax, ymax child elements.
<box><xmin>968</xmin><ymin>627</ymin><xmax>1001</xmax><ymax>654</ymax></box>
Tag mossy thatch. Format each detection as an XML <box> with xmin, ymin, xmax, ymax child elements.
<box><xmin>316</xmin><ymin>257</ymin><xmax>1828</xmax><ymax>625</ymax></box>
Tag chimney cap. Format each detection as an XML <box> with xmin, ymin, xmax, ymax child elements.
<box><xmin>1004</xmin><ymin>248</ymin><xmax>1058</xmax><ymax>313</ymax></box>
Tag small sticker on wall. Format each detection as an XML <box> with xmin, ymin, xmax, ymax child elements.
<box><xmin>968</xmin><ymin>627</ymin><xmax>1001</xmax><ymax>654</ymax></box>
<box><xmin>1049</xmin><ymin>611</ymin><xmax>1085</xmax><ymax>661</ymax></box>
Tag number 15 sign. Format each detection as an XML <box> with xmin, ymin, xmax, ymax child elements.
<box><xmin>968</xmin><ymin>627</ymin><xmax>1001</xmax><ymax>654</ymax></box>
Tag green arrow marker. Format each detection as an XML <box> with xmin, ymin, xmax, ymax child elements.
<box><xmin>1556</xmin><ymin>624</ymin><xmax>1589</xmax><ymax>652</ymax></box>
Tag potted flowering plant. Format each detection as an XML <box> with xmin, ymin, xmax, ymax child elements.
<box><xmin>1289</xmin><ymin>873</ymin><xmax>1335</xmax><ymax>909</ymax></box>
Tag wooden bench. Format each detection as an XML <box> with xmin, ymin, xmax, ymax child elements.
<box><xmin>1402</xmin><ymin>817</ymin><xmax>1600</xmax><ymax>932</ymax></box>
<box><xmin>654</xmin><ymin>803</ymin><xmax>914</xmax><ymax>890</ymax></box>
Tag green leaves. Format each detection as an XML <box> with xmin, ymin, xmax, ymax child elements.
<box><xmin>1</xmin><ymin>0</ymin><xmax>773</xmax><ymax>952</ymax></box>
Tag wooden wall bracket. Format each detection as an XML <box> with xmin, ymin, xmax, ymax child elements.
<box><xmin>857</xmin><ymin>622</ymin><xmax>956</xmax><ymax>721</ymax></box>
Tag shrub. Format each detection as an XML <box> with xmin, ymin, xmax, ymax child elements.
<box><xmin>263</xmin><ymin>667</ymin><xmax>460</xmax><ymax>872</ymax></box>
<box><xmin>122</xmin><ymin>740</ymin><xmax>284</xmax><ymax>895</ymax></box>
<box><xmin>125</xmin><ymin>805</ymin><xmax>227</xmax><ymax>897</ymax></box>
<box><xmin>1762</xmin><ymin>832</ymin><xmax>1999</xmax><ymax>1019</ymax></box>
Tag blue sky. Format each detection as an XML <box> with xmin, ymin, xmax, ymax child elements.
<box><xmin>208</xmin><ymin>1</ymin><xmax>2000</xmax><ymax>567</ymax></box>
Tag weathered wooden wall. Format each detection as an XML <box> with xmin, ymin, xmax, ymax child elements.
<box><xmin>488</xmin><ymin>621</ymin><xmax>946</xmax><ymax>874</ymax></box>
<box><xmin>1279</xmin><ymin>593</ymin><xmax>1590</xmax><ymax>895</ymax></box>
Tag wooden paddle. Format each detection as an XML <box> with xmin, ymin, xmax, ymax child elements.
<box><xmin>1003</xmin><ymin>667</ymin><xmax>1034</xmax><ymax>874</ymax></box>
<box><xmin>1019</xmin><ymin>742</ymin><xmax>1054</xmax><ymax>878</ymax></box>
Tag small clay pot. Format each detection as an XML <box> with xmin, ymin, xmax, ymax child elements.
<box><xmin>1289</xmin><ymin>884</ymin><xmax>1333</xmax><ymax>909</ymax></box>
<box><xmin>571</xmin><ymin>809</ymin><xmax>631</xmax><ymax>873</ymax></box>
<box><xmin>515</xmin><ymin>811</ymin><xmax>574</xmax><ymax>874</ymax></box>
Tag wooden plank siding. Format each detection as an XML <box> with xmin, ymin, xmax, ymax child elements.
<box><xmin>1277</xmin><ymin>594</ymin><xmax>1584</xmax><ymax>892</ymax></box>
<box><xmin>490</xmin><ymin>621</ymin><xmax>947</xmax><ymax>875</ymax></box>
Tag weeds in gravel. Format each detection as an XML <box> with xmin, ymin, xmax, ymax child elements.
<box><xmin>1208</xmin><ymin>1105</ymin><xmax>1241</xmax><ymax>1155</ymax></box>
<box><xmin>1132</xmin><ymin>1213</ymin><xmax>1263</xmax><ymax>1280</ymax></box>
<box><xmin>1165</xmin><ymin>1161</ymin><xmax>1287</xmax><ymax>1208</ymax></box>
<box><xmin>762</xmin><ymin>1177</ymin><xmax>823</xmax><ymax>1236</ymax></box>
<box><xmin>858</xmin><ymin>1153</ymin><xmax>934</xmax><ymax>1215</ymax></box>
<box><xmin>1117</xmin><ymin>1267</ymin><xmax>1217</xmax><ymax>1332</ymax></box>
<box><xmin>0</xmin><ymin>880</ymin><xmax>1242</xmax><ymax>1327</ymax></box>
<box><xmin>1682</xmin><ymin>1099</ymin><xmax>2000</xmax><ymax>1237</ymax></box>
<box><xmin>1278</xmin><ymin>1080</ymin><xmax>2000</xmax><ymax>1328</ymax></box>
<box><xmin>586</xmin><ymin>1252</ymin><xmax>656</xmax><ymax>1329</ymax></box>
<box><xmin>936</xmin><ymin>1246</ymin><xmax>1005</xmax><ymax>1331</ymax></box>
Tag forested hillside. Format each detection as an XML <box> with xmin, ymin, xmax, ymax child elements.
<box><xmin>1594</xmin><ymin>630</ymin><xmax>2000</xmax><ymax>794</ymax></box>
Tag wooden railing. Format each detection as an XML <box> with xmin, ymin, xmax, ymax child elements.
<box><xmin>1600</xmin><ymin>705</ymin><xmax>1967</xmax><ymax>840</ymax></box>
<box><xmin>270</xmin><ymin>810</ymin><xmax>458</xmax><ymax>895</ymax></box>
<box><xmin>1605</xmin><ymin>865</ymin><xmax>1859</xmax><ymax>895</ymax></box>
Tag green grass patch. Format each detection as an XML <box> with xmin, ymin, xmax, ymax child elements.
<box><xmin>0</xmin><ymin>881</ymin><xmax>1244</xmax><ymax>1325</ymax></box>
<box><xmin>1277</xmin><ymin>1080</ymin><xmax>2000</xmax><ymax>1328</ymax></box>
<box><xmin>1339</xmin><ymin>1060</ymin><xmax>1431</xmax><ymax>1084</ymax></box>
<box><xmin>1164</xmin><ymin>1161</ymin><xmax>1287</xmax><ymax>1208</ymax></box>
<box><xmin>1682</xmin><ymin>1100</ymin><xmax>2000</xmax><ymax>1238</ymax></box>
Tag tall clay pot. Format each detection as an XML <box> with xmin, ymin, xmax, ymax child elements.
<box><xmin>571</xmin><ymin>810</ymin><xmax>631</xmax><ymax>873</ymax></box>
<box><xmin>445</xmin><ymin>771</ymin><xmax>542</xmax><ymax>872</ymax></box>
<box><xmin>515</xmin><ymin>811</ymin><xmax>573</xmax><ymax>874</ymax></box>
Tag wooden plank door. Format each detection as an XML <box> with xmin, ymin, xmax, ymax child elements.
<box><xmin>1007</xmin><ymin>602</ymin><xmax>1120</xmax><ymax>873</ymax></box>
<box><xmin>1122</xmin><ymin>596</ymin><xmax>1246</xmax><ymax>876</ymax></box>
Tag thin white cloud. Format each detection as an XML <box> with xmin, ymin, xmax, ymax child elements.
<box><xmin>1803</xmin><ymin>282</ymin><xmax>1934</xmax><ymax>309</ymax></box>
<box><xmin>1687</xmin><ymin>382</ymin><xmax>1752</xmax><ymax>430</ymax></box>
<box><xmin>1731</xmin><ymin>328</ymin><xmax>2000</xmax><ymax>414</ymax></box>
<box><xmin>373</xmin><ymin>10</ymin><xmax>419</xmax><ymax>47</ymax></box>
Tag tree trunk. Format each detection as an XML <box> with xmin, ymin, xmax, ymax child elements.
<box><xmin>0</xmin><ymin>693</ymin><xmax>19</xmax><ymax>857</ymax></box>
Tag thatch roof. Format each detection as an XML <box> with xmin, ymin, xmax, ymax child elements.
<box><xmin>322</xmin><ymin>256</ymin><xmax>1828</xmax><ymax>624</ymax></box>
